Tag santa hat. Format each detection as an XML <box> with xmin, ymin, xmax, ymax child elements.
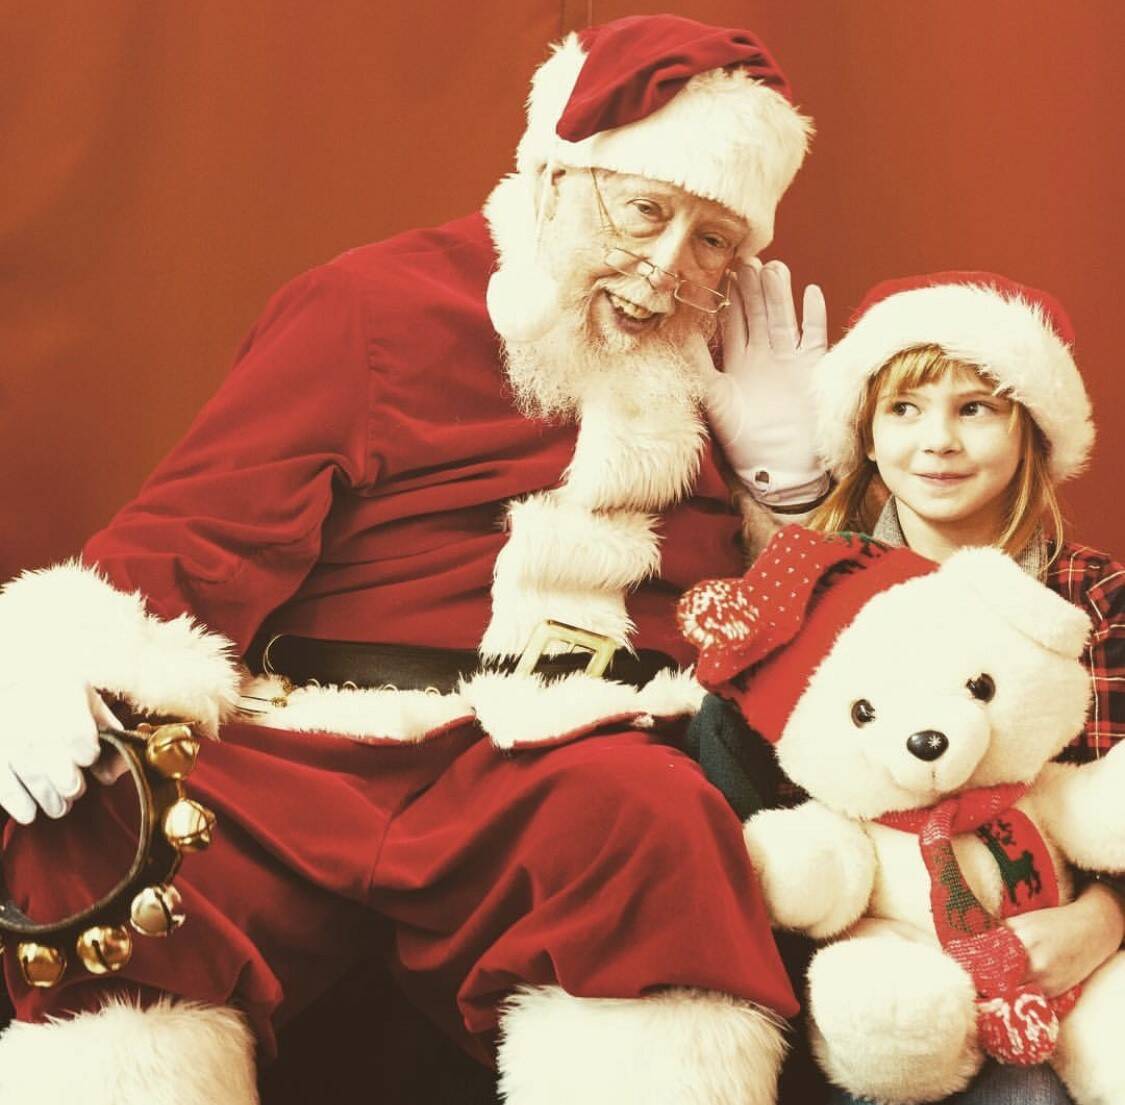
<box><xmin>813</xmin><ymin>272</ymin><xmax>1095</xmax><ymax>483</ymax></box>
<box><xmin>678</xmin><ymin>525</ymin><xmax>936</xmax><ymax>742</ymax></box>
<box><xmin>485</xmin><ymin>15</ymin><xmax>814</xmax><ymax>341</ymax></box>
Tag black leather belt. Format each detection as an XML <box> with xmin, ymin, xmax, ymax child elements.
<box><xmin>248</xmin><ymin>634</ymin><xmax>678</xmax><ymax>694</ymax></box>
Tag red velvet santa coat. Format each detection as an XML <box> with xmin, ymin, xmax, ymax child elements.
<box><xmin>1</xmin><ymin>207</ymin><xmax>796</xmax><ymax>1064</ymax></box>
<box><xmin>82</xmin><ymin>212</ymin><xmax>747</xmax><ymax>663</ymax></box>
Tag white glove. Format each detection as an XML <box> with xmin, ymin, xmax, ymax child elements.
<box><xmin>0</xmin><ymin>681</ymin><xmax>123</xmax><ymax>824</ymax></box>
<box><xmin>705</xmin><ymin>260</ymin><xmax>830</xmax><ymax>508</ymax></box>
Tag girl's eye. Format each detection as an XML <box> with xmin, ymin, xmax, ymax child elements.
<box><xmin>961</xmin><ymin>401</ymin><xmax>987</xmax><ymax>416</ymax></box>
<box><xmin>889</xmin><ymin>400</ymin><xmax>917</xmax><ymax>416</ymax></box>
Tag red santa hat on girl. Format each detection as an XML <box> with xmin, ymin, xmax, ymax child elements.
<box><xmin>814</xmin><ymin>272</ymin><xmax>1095</xmax><ymax>483</ymax></box>
<box><xmin>485</xmin><ymin>15</ymin><xmax>813</xmax><ymax>341</ymax></box>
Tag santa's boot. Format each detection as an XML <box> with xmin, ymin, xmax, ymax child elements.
<box><xmin>0</xmin><ymin>998</ymin><xmax>258</xmax><ymax>1105</ymax></box>
<box><xmin>496</xmin><ymin>985</ymin><xmax>786</xmax><ymax>1105</ymax></box>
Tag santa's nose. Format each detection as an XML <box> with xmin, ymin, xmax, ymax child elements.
<box><xmin>906</xmin><ymin>729</ymin><xmax>949</xmax><ymax>761</ymax></box>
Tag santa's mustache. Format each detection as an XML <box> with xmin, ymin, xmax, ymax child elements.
<box><xmin>501</xmin><ymin>296</ymin><xmax>713</xmax><ymax>422</ymax></box>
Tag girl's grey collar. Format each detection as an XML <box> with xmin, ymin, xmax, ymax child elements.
<box><xmin>871</xmin><ymin>498</ymin><xmax>1048</xmax><ymax>581</ymax></box>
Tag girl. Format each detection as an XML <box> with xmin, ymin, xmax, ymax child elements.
<box><xmin>807</xmin><ymin>271</ymin><xmax>1125</xmax><ymax>1105</ymax></box>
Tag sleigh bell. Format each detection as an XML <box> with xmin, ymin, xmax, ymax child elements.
<box><xmin>75</xmin><ymin>924</ymin><xmax>133</xmax><ymax>975</ymax></box>
<box><xmin>143</xmin><ymin>723</ymin><xmax>201</xmax><ymax>779</ymax></box>
<box><xmin>17</xmin><ymin>942</ymin><xmax>67</xmax><ymax>989</ymax></box>
<box><xmin>130</xmin><ymin>883</ymin><xmax>186</xmax><ymax>937</ymax></box>
<box><xmin>163</xmin><ymin>798</ymin><xmax>216</xmax><ymax>852</ymax></box>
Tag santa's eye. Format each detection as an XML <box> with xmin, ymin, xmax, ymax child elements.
<box><xmin>967</xmin><ymin>674</ymin><xmax>995</xmax><ymax>702</ymax></box>
<box><xmin>850</xmin><ymin>699</ymin><xmax>876</xmax><ymax>727</ymax></box>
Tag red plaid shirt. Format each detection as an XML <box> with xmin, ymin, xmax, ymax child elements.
<box><xmin>1046</xmin><ymin>541</ymin><xmax>1125</xmax><ymax>764</ymax></box>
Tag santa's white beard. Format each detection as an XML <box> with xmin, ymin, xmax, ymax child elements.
<box><xmin>501</xmin><ymin>284</ymin><xmax>717</xmax><ymax>423</ymax></box>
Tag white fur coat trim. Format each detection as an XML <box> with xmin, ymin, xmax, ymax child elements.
<box><xmin>481</xmin><ymin>385</ymin><xmax>704</xmax><ymax>658</ymax></box>
<box><xmin>497</xmin><ymin>984</ymin><xmax>787</xmax><ymax>1105</ymax></box>
<box><xmin>500</xmin><ymin>494</ymin><xmax>660</xmax><ymax>591</ymax></box>
<box><xmin>240</xmin><ymin>675</ymin><xmax>474</xmax><ymax>743</ymax></box>
<box><xmin>240</xmin><ymin>668</ymin><xmax>704</xmax><ymax>750</ymax></box>
<box><xmin>0</xmin><ymin>998</ymin><xmax>258</xmax><ymax>1105</ymax></box>
<box><xmin>463</xmin><ymin>666</ymin><xmax>704</xmax><ymax>750</ymax></box>
<box><xmin>0</xmin><ymin>561</ymin><xmax>240</xmax><ymax>736</ymax></box>
<box><xmin>814</xmin><ymin>281</ymin><xmax>1094</xmax><ymax>482</ymax></box>
<box><xmin>563</xmin><ymin>385</ymin><xmax>707</xmax><ymax>512</ymax></box>
<box><xmin>515</xmin><ymin>34</ymin><xmax>812</xmax><ymax>256</ymax></box>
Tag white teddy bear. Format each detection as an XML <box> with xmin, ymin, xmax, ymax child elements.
<box><xmin>679</xmin><ymin>525</ymin><xmax>1125</xmax><ymax>1105</ymax></box>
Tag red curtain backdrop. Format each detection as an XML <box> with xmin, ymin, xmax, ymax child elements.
<box><xmin>3</xmin><ymin>1</ymin><xmax>1123</xmax><ymax>570</ymax></box>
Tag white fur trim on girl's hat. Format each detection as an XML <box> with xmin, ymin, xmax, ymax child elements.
<box><xmin>484</xmin><ymin>15</ymin><xmax>813</xmax><ymax>342</ymax></box>
<box><xmin>813</xmin><ymin>271</ymin><xmax>1094</xmax><ymax>483</ymax></box>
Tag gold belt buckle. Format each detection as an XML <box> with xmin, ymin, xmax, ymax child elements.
<box><xmin>514</xmin><ymin>620</ymin><xmax>618</xmax><ymax>679</ymax></box>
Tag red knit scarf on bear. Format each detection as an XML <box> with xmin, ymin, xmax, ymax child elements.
<box><xmin>878</xmin><ymin>783</ymin><xmax>1081</xmax><ymax>1065</ymax></box>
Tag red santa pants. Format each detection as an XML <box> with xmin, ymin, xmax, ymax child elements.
<box><xmin>1</xmin><ymin>718</ymin><xmax>796</xmax><ymax>1061</ymax></box>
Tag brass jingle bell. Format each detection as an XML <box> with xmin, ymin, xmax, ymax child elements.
<box><xmin>17</xmin><ymin>942</ymin><xmax>66</xmax><ymax>988</ymax></box>
<box><xmin>75</xmin><ymin>925</ymin><xmax>133</xmax><ymax>975</ymax></box>
<box><xmin>130</xmin><ymin>883</ymin><xmax>186</xmax><ymax>937</ymax></box>
<box><xmin>163</xmin><ymin>798</ymin><xmax>217</xmax><ymax>852</ymax></box>
<box><xmin>144</xmin><ymin>723</ymin><xmax>200</xmax><ymax>780</ymax></box>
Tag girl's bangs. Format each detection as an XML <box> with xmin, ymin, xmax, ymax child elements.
<box><xmin>876</xmin><ymin>344</ymin><xmax>992</xmax><ymax>396</ymax></box>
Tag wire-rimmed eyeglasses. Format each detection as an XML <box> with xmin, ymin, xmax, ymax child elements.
<box><xmin>602</xmin><ymin>247</ymin><xmax>733</xmax><ymax>315</ymax></box>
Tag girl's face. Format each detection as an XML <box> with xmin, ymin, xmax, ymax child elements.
<box><xmin>869</xmin><ymin>368</ymin><xmax>1022</xmax><ymax>552</ymax></box>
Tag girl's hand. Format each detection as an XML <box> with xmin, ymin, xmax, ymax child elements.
<box><xmin>1006</xmin><ymin>882</ymin><xmax>1125</xmax><ymax>996</ymax></box>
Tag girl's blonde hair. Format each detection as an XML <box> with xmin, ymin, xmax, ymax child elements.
<box><xmin>808</xmin><ymin>344</ymin><xmax>1064</xmax><ymax>560</ymax></box>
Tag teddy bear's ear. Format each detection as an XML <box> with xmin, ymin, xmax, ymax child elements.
<box><xmin>938</xmin><ymin>547</ymin><xmax>1091</xmax><ymax>658</ymax></box>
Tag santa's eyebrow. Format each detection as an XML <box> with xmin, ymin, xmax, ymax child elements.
<box><xmin>606</xmin><ymin>175</ymin><xmax>747</xmax><ymax>232</ymax></box>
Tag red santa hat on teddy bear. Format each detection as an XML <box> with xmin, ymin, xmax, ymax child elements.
<box><xmin>485</xmin><ymin>14</ymin><xmax>814</xmax><ymax>341</ymax></box>
<box><xmin>678</xmin><ymin>524</ymin><xmax>938</xmax><ymax>740</ymax></box>
<box><xmin>813</xmin><ymin>272</ymin><xmax>1095</xmax><ymax>484</ymax></box>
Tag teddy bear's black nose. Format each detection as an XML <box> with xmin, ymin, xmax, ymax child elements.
<box><xmin>906</xmin><ymin>730</ymin><xmax>948</xmax><ymax>761</ymax></box>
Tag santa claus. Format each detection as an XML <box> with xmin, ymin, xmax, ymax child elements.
<box><xmin>0</xmin><ymin>15</ymin><xmax>827</xmax><ymax>1105</ymax></box>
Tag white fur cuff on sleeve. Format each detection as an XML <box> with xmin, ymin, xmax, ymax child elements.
<box><xmin>0</xmin><ymin>561</ymin><xmax>240</xmax><ymax>735</ymax></box>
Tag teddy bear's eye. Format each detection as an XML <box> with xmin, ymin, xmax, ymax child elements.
<box><xmin>967</xmin><ymin>674</ymin><xmax>995</xmax><ymax>702</ymax></box>
<box><xmin>850</xmin><ymin>699</ymin><xmax>876</xmax><ymax>727</ymax></box>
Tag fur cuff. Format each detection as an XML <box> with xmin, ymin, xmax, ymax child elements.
<box><xmin>0</xmin><ymin>561</ymin><xmax>240</xmax><ymax>736</ymax></box>
<box><xmin>0</xmin><ymin>999</ymin><xmax>257</xmax><ymax>1105</ymax></box>
<box><xmin>497</xmin><ymin>985</ymin><xmax>787</xmax><ymax>1105</ymax></box>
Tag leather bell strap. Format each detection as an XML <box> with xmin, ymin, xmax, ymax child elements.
<box><xmin>0</xmin><ymin>725</ymin><xmax>213</xmax><ymax>989</ymax></box>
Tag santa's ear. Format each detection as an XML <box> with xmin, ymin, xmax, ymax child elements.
<box><xmin>539</xmin><ymin>164</ymin><xmax>565</xmax><ymax>219</ymax></box>
<box><xmin>939</xmin><ymin>547</ymin><xmax>1091</xmax><ymax>659</ymax></box>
